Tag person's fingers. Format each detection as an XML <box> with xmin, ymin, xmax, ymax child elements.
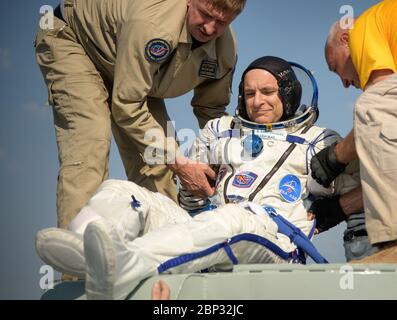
<box><xmin>314</xmin><ymin>228</ymin><xmax>319</xmax><ymax>235</ymax></box>
<box><xmin>204</xmin><ymin>165</ymin><xmax>217</xmax><ymax>180</ymax></box>
<box><xmin>202</xmin><ymin>186</ymin><xmax>215</xmax><ymax>197</ymax></box>
<box><xmin>151</xmin><ymin>281</ymin><xmax>161</xmax><ymax>300</ymax></box>
<box><xmin>158</xmin><ymin>280</ymin><xmax>170</xmax><ymax>300</ymax></box>
<box><xmin>201</xmin><ymin>180</ymin><xmax>214</xmax><ymax>197</ymax></box>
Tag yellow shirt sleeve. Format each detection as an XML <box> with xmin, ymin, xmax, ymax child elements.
<box><xmin>349</xmin><ymin>0</ymin><xmax>397</xmax><ymax>89</ymax></box>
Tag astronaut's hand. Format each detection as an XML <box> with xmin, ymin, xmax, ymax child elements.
<box><xmin>310</xmin><ymin>142</ymin><xmax>347</xmax><ymax>188</ymax></box>
<box><xmin>309</xmin><ymin>195</ymin><xmax>347</xmax><ymax>233</ymax></box>
<box><xmin>168</xmin><ymin>156</ymin><xmax>216</xmax><ymax>197</ymax></box>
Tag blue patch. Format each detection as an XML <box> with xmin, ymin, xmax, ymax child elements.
<box><xmin>232</xmin><ymin>172</ymin><xmax>258</xmax><ymax>188</ymax></box>
<box><xmin>279</xmin><ymin>174</ymin><xmax>302</xmax><ymax>203</ymax></box>
<box><xmin>243</xmin><ymin>134</ymin><xmax>263</xmax><ymax>158</ymax></box>
<box><xmin>145</xmin><ymin>39</ymin><xmax>171</xmax><ymax>63</ymax></box>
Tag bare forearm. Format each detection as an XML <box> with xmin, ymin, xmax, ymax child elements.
<box><xmin>335</xmin><ymin>130</ymin><xmax>358</xmax><ymax>164</ymax></box>
<box><xmin>339</xmin><ymin>186</ymin><xmax>363</xmax><ymax>217</ymax></box>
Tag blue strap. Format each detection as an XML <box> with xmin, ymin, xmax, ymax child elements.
<box><xmin>158</xmin><ymin>242</ymin><xmax>226</xmax><ymax>274</ymax></box>
<box><xmin>157</xmin><ymin>233</ymin><xmax>298</xmax><ymax>274</ymax></box>
<box><xmin>268</xmin><ymin>212</ymin><xmax>328</xmax><ymax>263</ymax></box>
<box><xmin>308</xmin><ymin>219</ymin><xmax>317</xmax><ymax>240</ymax></box>
<box><xmin>223</xmin><ymin>240</ymin><xmax>239</xmax><ymax>265</ymax></box>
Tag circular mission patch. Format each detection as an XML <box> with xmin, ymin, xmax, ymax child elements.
<box><xmin>145</xmin><ymin>39</ymin><xmax>171</xmax><ymax>63</ymax></box>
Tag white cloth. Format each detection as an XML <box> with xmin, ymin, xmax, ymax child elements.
<box><xmin>69</xmin><ymin>179</ymin><xmax>190</xmax><ymax>236</ymax></box>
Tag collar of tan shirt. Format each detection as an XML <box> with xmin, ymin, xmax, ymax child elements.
<box><xmin>178</xmin><ymin>19</ymin><xmax>218</xmax><ymax>61</ymax></box>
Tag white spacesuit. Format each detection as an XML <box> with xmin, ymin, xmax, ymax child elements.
<box><xmin>36</xmin><ymin>56</ymin><xmax>360</xmax><ymax>299</ymax></box>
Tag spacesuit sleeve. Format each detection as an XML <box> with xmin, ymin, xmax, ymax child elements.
<box><xmin>186</xmin><ymin>118</ymin><xmax>221</xmax><ymax>164</ymax></box>
<box><xmin>307</xmin><ymin>129</ymin><xmax>361</xmax><ymax>197</ymax></box>
<box><xmin>178</xmin><ymin>119</ymin><xmax>221</xmax><ymax>212</ymax></box>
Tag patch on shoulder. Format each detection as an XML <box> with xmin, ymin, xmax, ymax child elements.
<box><xmin>145</xmin><ymin>39</ymin><xmax>171</xmax><ymax>63</ymax></box>
<box><xmin>199</xmin><ymin>59</ymin><xmax>218</xmax><ymax>79</ymax></box>
<box><xmin>279</xmin><ymin>174</ymin><xmax>302</xmax><ymax>203</ymax></box>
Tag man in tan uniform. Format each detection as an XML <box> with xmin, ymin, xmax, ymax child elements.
<box><xmin>310</xmin><ymin>1</ymin><xmax>397</xmax><ymax>263</ymax></box>
<box><xmin>35</xmin><ymin>0</ymin><xmax>246</xmax><ymax>229</ymax></box>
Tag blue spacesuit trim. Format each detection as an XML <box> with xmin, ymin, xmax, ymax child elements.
<box><xmin>286</xmin><ymin>135</ymin><xmax>306</xmax><ymax>144</ymax></box>
<box><xmin>308</xmin><ymin>220</ymin><xmax>317</xmax><ymax>240</ymax></box>
<box><xmin>217</xmin><ymin>130</ymin><xmax>307</xmax><ymax>145</ymax></box>
<box><xmin>265</xmin><ymin>210</ymin><xmax>328</xmax><ymax>263</ymax></box>
<box><xmin>157</xmin><ymin>233</ymin><xmax>297</xmax><ymax>274</ymax></box>
<box><xmin>235</xmin><ymin>107</ymin><xmax>314</xmax><ymax>130</ymax></box>
<box><xmin>224</xmin><ymin>241</ymin><xmax>239</xmax><ymax>265</ymax></box>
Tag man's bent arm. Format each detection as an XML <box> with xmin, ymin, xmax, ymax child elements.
<box><xmin>339</xmin><ymin>186</ymin><xmax>363</xmax><ymax>217</ymax></box>
<box><xmin>334</xmin><ymin>130</ymin><xmax>358</xmax><ymax>165</ymax></box>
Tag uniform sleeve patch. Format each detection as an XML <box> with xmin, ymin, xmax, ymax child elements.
<box><xmin>145</xmin><ymin>39</ymin><xmax>171</xmax><ymax>63</ymax></box>
<box><xmin>199</xmin><ymin>59</ymin><xmax>218</xmax><ymax>79</ymax></box>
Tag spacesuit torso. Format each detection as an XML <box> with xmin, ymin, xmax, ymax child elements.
<box><xmin>180</xmin><ymin>111</ymin><xmax>359</xmax><ymax>237</ymax></box>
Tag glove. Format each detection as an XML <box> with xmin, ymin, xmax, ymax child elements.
<box><xmin>309</xmin><ymin>195</ymin><xmax>347</xmax><ymax>233</ymax></box>
<box><xmin>310</xmin><ymin>142</ymin><xmax>347</xmax><ymax>188</ymax></box>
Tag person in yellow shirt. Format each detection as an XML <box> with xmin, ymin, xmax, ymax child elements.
<box><xmin>310</xmin><ymin>0</ymin><xmax>397</xmax><ymax>263</ymax></box>
<box><xmin>35</xmin><ymin>0</ymin><xmax>246</xmax><ymax>230</ymax></box>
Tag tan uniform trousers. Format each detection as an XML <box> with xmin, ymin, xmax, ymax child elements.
<box><xmin>354</xmin><ymin>73</ymin><xmax>397</xmax><ymax>244</ymax></box>
<box><xmin>35</xmin><ymin>17</ymin><xmax>177</xmax><ymax>229</ymax></box>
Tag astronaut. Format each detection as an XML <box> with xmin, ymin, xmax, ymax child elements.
<box><xmin>36</xmin><ymin>56</ymin><xmax>360</xmax><ymax>299</ymax></box>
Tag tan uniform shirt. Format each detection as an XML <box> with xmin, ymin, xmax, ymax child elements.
<box><xmin>63</xmin><ymin>0</ymin><xmax>237</xmax><ymax>158</ymax></box>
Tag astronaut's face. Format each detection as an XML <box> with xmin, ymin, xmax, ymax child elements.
<box><xmin>244</xmin><ymin>69</ymin><xmax>284</xmax><ymax>124</ymax></box>
<box><xmin>186</xmin><ymin>0</ymin><xmax>236</xmax><ymax>43</ymax></box>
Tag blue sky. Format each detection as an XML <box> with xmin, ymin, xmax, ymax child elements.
<box><xmin>0</xmin><ymin>0</ymin><xmax>379</xmax><ymax>299</ymax></box>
